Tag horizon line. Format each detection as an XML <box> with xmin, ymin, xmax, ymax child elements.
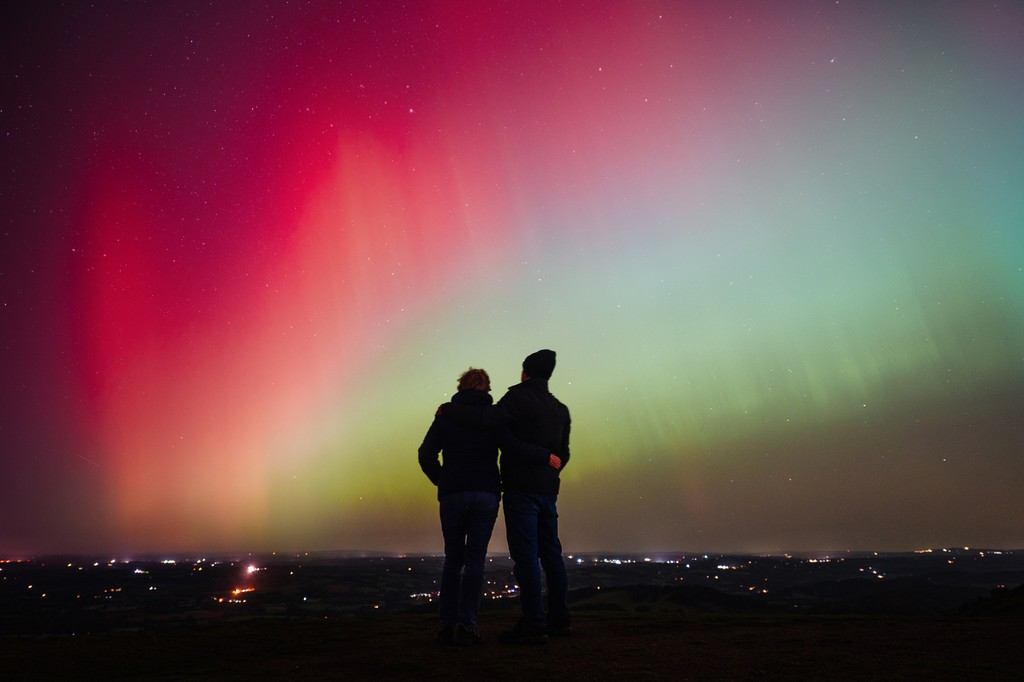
<box><xmin>5</xmin><ymin>546</ymin><xmax>1020</xmax><ymax>562</ymax></box>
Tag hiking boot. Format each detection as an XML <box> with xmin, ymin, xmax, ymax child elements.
<box><xmin>547</xmin><ymin>621</ymin><xmax>573</xmax><ymax>637</ymax></box>
<box><xmin>437</xmin><ymin>626</ymin><xmax>456</xmax><ymax>645</ymax></box>
<box><xmin>455</xmin><ymin>626</ymin><xmax>483</xmax><ymax>646</ymax></box>
<box><xmin>498</xmin><ymin>620</ymin><xmax>548</xmax><ymax>645</ymax></box>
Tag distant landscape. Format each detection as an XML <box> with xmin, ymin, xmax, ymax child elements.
<box><xmin>3</xmin><ymin>548</ymin><xmax>1023</xmax><ymax>679</ymax></box>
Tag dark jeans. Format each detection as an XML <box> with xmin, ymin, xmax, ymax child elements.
<box><xmin>438</xmin><ymin>491</ymin><xmax>500</xmax><ymax>630</ymax></box>
<box><xmin>503</xmin><ymin>492</ymin><xmax>570</xmax><ymax>630</ymax></box>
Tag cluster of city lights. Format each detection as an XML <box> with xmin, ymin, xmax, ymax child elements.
<box><xmin>3</xmin><ymin>549</ymin><xmax>1017</xmax><ymax>612</ymax></box>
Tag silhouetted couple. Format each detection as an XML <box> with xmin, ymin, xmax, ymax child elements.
<box><xmin>418</xmin><ymin>349</ymin><xmax>572</xmax><ymax>645</ymax></box>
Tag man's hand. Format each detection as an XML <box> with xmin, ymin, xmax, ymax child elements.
<box><xmin>548</xmin><ymin>454</ymin><xmax>562</xmax><ymax>470</ymax></box>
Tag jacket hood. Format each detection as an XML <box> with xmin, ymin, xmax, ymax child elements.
<box><xmin>452</xmin><ymin>389</ymin><xmax>494</xmax><ymax>406</ymax></box>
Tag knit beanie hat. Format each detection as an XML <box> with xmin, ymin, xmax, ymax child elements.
<box><xmin>523</xmin><ymin>349</ymin><xmax>556</xmax><ymax>380</ymax></box>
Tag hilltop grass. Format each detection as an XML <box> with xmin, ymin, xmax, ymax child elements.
<box><xmin>4</xmin><ymin>610</ymin><xmax>1023</xmax><ymax>680</ymax></box>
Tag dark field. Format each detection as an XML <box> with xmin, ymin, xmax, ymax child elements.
<box><xmin>4</xmin><ymin>610</ymin><xmax>1024</xmax><ymax>680</ymax></box>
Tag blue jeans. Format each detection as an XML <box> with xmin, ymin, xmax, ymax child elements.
<box><xmin>438</xmin><ymin>491</ymin><xmax>500</xmax><ymax>630</ymax></box>
<box><xmin>503</xmin><ymin>493</ymin><xmax>570</xmax><ymax>630</ymax></box>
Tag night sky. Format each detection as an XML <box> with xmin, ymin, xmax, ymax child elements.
<box><xmin>2</xmin><ymin>1</ymin><xmax>1023</xmax><ymax>557</ymax></box>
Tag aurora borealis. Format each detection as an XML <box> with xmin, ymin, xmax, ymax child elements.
<box><xmin>2</xmin><ymin>1</ymin><xmax>1022</xmax><ymax>556</ymax></box>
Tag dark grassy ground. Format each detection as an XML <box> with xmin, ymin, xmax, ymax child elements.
<box><xmin>3</xmin><ymin>610</ymin><xmax>1023</xmax><ymax>680</ymax></box>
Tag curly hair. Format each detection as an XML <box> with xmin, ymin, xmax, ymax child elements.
<box><xmin>457</xmin><ymin>367</ymin><xmax>491</xmax><ymax>392</ymax></box>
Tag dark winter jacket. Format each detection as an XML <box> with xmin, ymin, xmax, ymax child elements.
<box><xmin>418</xmin><ymin>390</ymin><xmax>552</xmax><ymax>499</ymax></box>
<box><xmin>445</xmin><ymin>379</ymin><xmax>571</xmax><ymax>496</ymax></box>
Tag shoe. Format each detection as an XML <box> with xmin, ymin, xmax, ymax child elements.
<box><xmin>547</xmin><ymin>622</ymin><xmax>573</xmax><ymax>637</ymax></box>
<box><xmin>455</xmin><ymin>626</ymin><xmax>483</xmax><ymax>646</ymax></box>
<box><xmin>498</xmin><ymin>620</ymin><xmax>548</xmax><ymax>645</ymax></box>
<box><xmin>437</xmin><ymin>626</ymin><xmax>456</xmax><ymax>645</ymax></box>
